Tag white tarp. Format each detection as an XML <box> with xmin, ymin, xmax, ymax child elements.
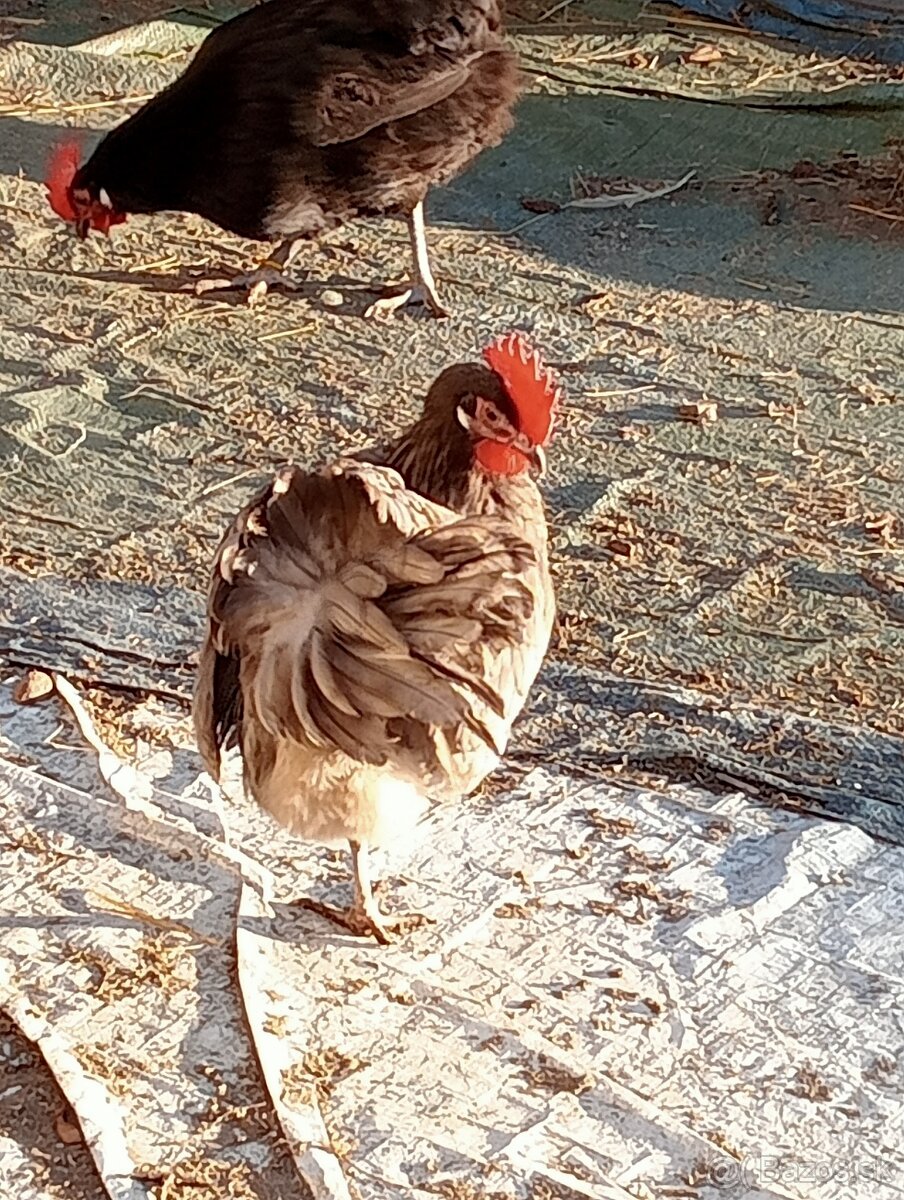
<box><xmin>2</xmin><ymin>678</ymin><xmax>902</xmax><ymax>1200</ymax></box>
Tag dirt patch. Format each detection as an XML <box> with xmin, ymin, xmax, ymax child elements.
<box><xmin>0</xmin><ymin>1012</ymin><xmax>104</xmax><ymax>1200</ymax></box>
<box><xmin>62</xmin><ymin>931</ymin><xmax>197</xmax><ymax>1004</ymax></box>
<box><xmin>548</xmin><ymin>141</ymin><xmax>904</xmax><ymax>243</ymax></box>
<box><xmin>703</xmin><ymin>141</ymin><xmax>904</xmax><ymax>239</ymax></box>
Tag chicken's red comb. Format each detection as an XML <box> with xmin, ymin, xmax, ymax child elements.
<box><xmin>45</xmin><ymin>140</ymin><xmax>82</xmax><ymax>222</ymax></box>
<box><xmin>482</xmin><ymin>332</ymin><xmax>561</xmax><ymax>446</ymax></box>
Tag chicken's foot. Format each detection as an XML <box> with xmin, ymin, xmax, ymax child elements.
<box><xmin>365</xmin><ymin>199</ymin><xmax>449</xmax><ymax>319</ymax></box>
<box><xmin>295</xmin><ymin>840</ymin><xmax>432</xmax><ymax>944</ymax></box>
<box><xmin>194</xmin><ymin>236</ymin><xmax>306</xmax><ymax>306</ymax></box>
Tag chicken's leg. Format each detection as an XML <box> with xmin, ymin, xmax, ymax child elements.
<box><xmin>194</xmin><ymin>236</ymin><xmax>307</xmax><ymax>306</ymax></box>
<box><xmin>365</xmin><ymin>200</ymin><xmax>449</xmax><ymax>319</ymax></box>
<box><xmin>348</xmin><ymin>840</ymin><xmax>393</xmax><ymax>944</ymax></box>
<box><xmin>296</xmin><ymin>840</ymin><xmax>431</xmax><ymax>944</ymax></box>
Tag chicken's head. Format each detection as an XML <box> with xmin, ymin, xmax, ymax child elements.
<box><xmin>45</xmin><ymin>141</ymin><xmax>127</xmax><ymax>238</ymax></box>
<box><xmin>443</xmin><ymin>332</ymin><xmax>561</xmax><ymax>477</ymax></box>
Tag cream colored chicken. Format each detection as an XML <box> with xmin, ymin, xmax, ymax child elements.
<box><xmin>194</xmin><ymin>334</ymin><xmax>560</xmax><ymax>941</ymax></box>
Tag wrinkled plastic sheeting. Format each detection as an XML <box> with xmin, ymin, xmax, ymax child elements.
<box><xmin>2</xmin><ymin>694</ymin><xmax>904</xmax><ymax>1199</ymax></box>
<box><xmin>673</xmin><ymin>1</ymin><xmax>904</xmax><ymax>66</ymax></box>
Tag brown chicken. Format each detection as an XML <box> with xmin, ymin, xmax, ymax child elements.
<box><xmin>193</xmin><ymin>333</ymin><xmax>560</xmax><ymax>941</ymax></box>
<box><xmin>44</xmin><ymin>0</ymin><xmax>520</xmax><ymax>314</ymax></box>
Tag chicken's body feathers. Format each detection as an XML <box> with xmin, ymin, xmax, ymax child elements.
<box><xmin>77</xmin><ymin>0</ymin><xmax>518</xmax><ymax>243</ymax></box>
<box><xmin>195</xmin><ymin>460</ymin><xmax>552</xmax><ymax>850</ymax></box>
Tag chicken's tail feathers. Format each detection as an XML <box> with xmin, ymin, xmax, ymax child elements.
<box><xmin>193</xmin><ymin>636</ymin><xmax>242</xmax><ymax>779</ymax></box>
<box><xmin>199</xmin><ymin>465</ymin><xmax>531</xmax><ymax>769</ymax></box>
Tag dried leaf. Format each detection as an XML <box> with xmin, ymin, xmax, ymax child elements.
<box><xmin>686</xmin><ymin>44</ymin><xmax>723</xmax><ymax>64</ymax></box>
<box><xmin>678</xmin><ymin>401</ymin><xmax>719</xmax><ymax>424</ymax></box>
<box><xmin>12</xmin><ymin>668</ymin><xmax>54</xmax><ymax>705</ymax></box>
<box><xmin>55</xmin><ymin>1111</ymin><xmax>83</xmax><ymax>1145</ymax></box>
<box><xmin>520</xmin><ymin>196</ymin><xmax>561</xmax><ymax>214</ymax></box>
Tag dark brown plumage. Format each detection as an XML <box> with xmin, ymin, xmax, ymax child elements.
<box><xmin>193</xmin><ymin>335</ymin><xmax>560</xmax><ymax>941</ymax></box>
<box><xmin>48</xmin><ymin>0</ymin><xmax>521</xmax><ymax>312</ymax></box>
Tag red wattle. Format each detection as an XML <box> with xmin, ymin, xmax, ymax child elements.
<box><xmin>475</xmin><ymin>440</ymin><xmax>531</xmax><ymax>476</ymax></box>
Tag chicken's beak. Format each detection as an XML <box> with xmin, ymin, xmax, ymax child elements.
<box><xmin>529</xmin><ymin>445</ymin><xmax>547</xmax><ymax>477</ymax></box>
<box><xmin>75</xmin><ymin>216</ymin><xmax>90</xmax><ymax>240</ymax></box>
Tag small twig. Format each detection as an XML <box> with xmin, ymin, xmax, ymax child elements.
<box><xmin>126</xmin><ymin>256</ymin><xmax>180</xmax><ymax>274</ymax></box>
<box><xmin>258</xmin><ymin>324</ymin><xmax>317</xmax><ymax>343</ymax></box>
<box><xmin>612</xmin><ymin>629</ymin><xmax>650</xmax><ymax>646</ymax></box>
<box><xmin>583</xmin><ymin>384</ymin><xmax>657</xmax><ymax>398</ymax></box>
<box><xmin>87</xmin><ymin>889</ymin><xmax>222</xmax><ymax>946</ymax></box>
<box><xmin>197</xmin><ymin>468</ymin><xmax>260</xmax><ymax>499</ymax></box>
<box><xmin>492</xmin><ymin>169</ymin><xmax>697</xmax><ymax>236</ymax></box>
<box><xmin>568</xmin><ymin>169</ymin><xmax>697</xmax><ymax>210</ymax></box>
<box><xmin>848</xmin><ymin>202</ymin><xmax>904</xmax><ymax>224</ymax></box>
<box><xmin>0</xmin><ymin>93</ymin><xmax>155</xmax><ymax>118</ymax></box>
<box><xmin>537</xmin><ymin>0</ymin><xmax>577</xmax><ymax>20</ymax></box>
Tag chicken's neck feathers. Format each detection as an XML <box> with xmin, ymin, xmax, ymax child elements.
<box><xmin>384</xmin><ymin>415</ymin><xmax>539</xmax><ymax>521</ymax></box>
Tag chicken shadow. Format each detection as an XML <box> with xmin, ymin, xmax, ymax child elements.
<box><xmin>50</xmin><ymin>263</ymin><xmax>393</xmax><ymax>316</ymax></box>
<box><xmin>788</xmin><ymin>564</ymin><xmax>904</xmax><ymax>627</ymax></box>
